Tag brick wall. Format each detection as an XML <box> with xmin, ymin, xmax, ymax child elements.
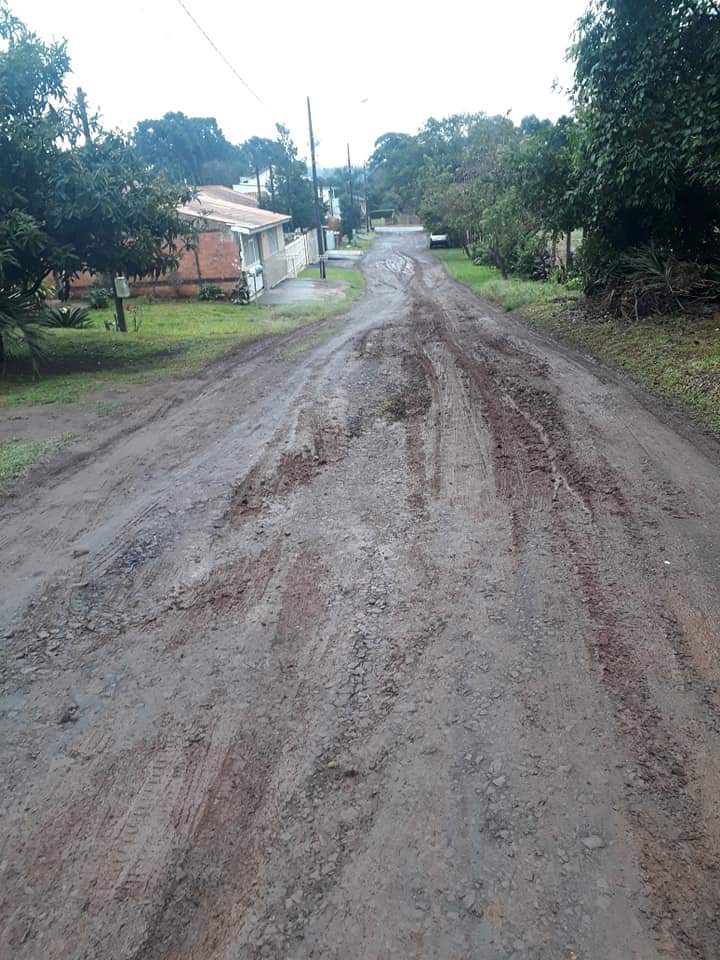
<box><xmin>70</xmin><ymin>227</ymin><xmax>243</xmax><ymax>300</ymax></box>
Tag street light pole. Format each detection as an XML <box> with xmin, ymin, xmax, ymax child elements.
<box><xmin>307</xmin><ymin>96</ymin><xmax>326</xmax><ymax>279</ymax></box>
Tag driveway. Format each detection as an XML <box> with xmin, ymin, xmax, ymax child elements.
<box><xmin>260</xmin><ymin>276</ymin><xmax>348</xmax><ymax>305</ymax></box>
<box><xmin>2</xmin><ymin>232</ymin><xmax>719</xmax><ymax>959</ymax></box>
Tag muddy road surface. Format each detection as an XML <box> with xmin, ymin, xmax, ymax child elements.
<box><xmin>2</xmin><ymin>232</ymin><xmax>720</xmax><ymax>960</ymax></box>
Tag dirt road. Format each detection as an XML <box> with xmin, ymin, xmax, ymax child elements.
<box><xmin>2</xmin><ymin>232</ymin><xmax>720</xmax><ymax>960</ymax></box>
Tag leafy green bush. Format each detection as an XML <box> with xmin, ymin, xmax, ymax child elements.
<box><xmin>470</xmin><ymin>232</ymin><xmax>552</xmax><ymax>281</ymax></box>
<box><xmin>87</xmin><ymin>287</ymin><xmax>111</xmax><ymax>309</ymax></box>
<box><xmin>198</xmin><ymin>283</ymin><xmax>226</xmax><ymax>302</ymax></box>
<box><xmin>44</xmin><ymin>305</ymin><xmax>92</xmax><ymax>328</ymax></box>
<box><xmin>509</xmin><ymin>235</ymin><xmax>553</xmax><ymax>281</ymax></box>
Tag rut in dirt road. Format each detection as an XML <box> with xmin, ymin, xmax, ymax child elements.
<box><xmin>2</xmin><ymin>232</ymin><xmax>720</xmax><ymax>960</ymax></box>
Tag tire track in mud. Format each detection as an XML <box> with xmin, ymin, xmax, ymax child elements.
<box><xmin>229</xmin><ymin>418</ymin><xmax>351</xmax><ymax>525</ymax></box>
<box><xmin>126</xmin><ymin>549</ymin><xmax>337</xmax><ymax>960</ymax></box>
<box><xmin>404</xmin><ymin>275</ymin><xmax>720</xmax><ymax>958</ymax></box>
<box><xmin>556</xmin><ymin>516</ymin><xmax>720</xmax><ymax>958</ymax></box>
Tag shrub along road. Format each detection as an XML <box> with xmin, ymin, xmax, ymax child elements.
<box><xmin>2</xmin><ymin>232</ymin><xmax>720</xmax><ymax>959</ymax></box>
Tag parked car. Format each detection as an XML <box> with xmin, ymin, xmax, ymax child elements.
<box><xmin>429</xmin><ymin>233</ymin><xmax>450</xmax><ymax>249</ymax></box>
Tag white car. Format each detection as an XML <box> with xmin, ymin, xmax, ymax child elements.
<box><xmin>429</xmin><ymin>233</ymin><xmax>450</xmax><ymax>249</ymax></box>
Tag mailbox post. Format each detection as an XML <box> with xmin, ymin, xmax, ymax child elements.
<box><xmin>113</xmin><ymin>276</ymin><xmax>130</xmax><ymax>332</ymax></box>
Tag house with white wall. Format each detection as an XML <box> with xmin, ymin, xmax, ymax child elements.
<box><xmin>232</xmin><ymin>170</ymin><xmax>273</xmax><ymax>201</ymax></box>
<box><xmin>179</xmin><ymin>186</ymin><xmax>292</xmax><ymax>297</ymax></box>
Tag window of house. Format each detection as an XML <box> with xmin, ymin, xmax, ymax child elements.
<box><xmin>243</xmin><ymin>233</ymin><xmax>261</xmax><ymax>266</ymax></box>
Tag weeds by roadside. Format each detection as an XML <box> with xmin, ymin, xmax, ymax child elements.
<box><xmin>0</xmin><ymin>434</ymin><xmax>76</xmax><ymax>491</ymax></box>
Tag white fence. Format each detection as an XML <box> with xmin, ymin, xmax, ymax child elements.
<box><xmin>284</xmin><ymin>231</ymin><xmax>319</xmax><ymax>278</ymax></box>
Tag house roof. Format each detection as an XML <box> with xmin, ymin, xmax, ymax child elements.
<box><xmin>179</xmin><ymin>186</ymin><xmax>290</xmax><ymax>234</ymax></box>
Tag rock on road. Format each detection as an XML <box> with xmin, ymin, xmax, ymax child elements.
<box><xmin>2</xmin><ymin>232</ymin><xmax>720</xmax><ymax>960</ymax></box>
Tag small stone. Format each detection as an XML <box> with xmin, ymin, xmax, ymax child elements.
<box><xmin>59</xmin><ymin>703</ymin><xmax>79</xmax><ymax>724</ymax></box>
<box><xmin>493</xmin><ymin>776</ymin><xmax>507</xmax><ymax>788</ymax></box>
<box><xmin>582</xmin><ymin>834</ymin><xmax>606</xmax><ymax>850</ymax></box>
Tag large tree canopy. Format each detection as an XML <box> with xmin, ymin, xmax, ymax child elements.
<box><xmin>368</xmin><ymin>132</ymin><xmax>425</xmax><ymax>213</ymax></box>
<box><xmin>134</xmin><ymin>111</ymin><xmax>245</xmax><ymax>186</ymax></box>
<box><xmin>572</xmin><ymin>0</ymin><xmax>720</xmax><ymax>270</ymax></box>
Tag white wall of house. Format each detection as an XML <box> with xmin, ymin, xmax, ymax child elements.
<box><xmin>260</xmin><ymin>225</ymin><xmax>283</xmax><ymax>259</ymax></box>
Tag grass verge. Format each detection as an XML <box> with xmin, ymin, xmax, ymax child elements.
<box><xmin>434</xmin><ymin>248</ymin><xmax>577</xmax><ymax>311</ymax></box>
<box><xmin>0</xmin><ymin>434</ymin><xmax>76</xmax><ymax>490</ymax></box>
<box><xmin>297</xmin><ymin>265</ymin><xmax>365</xmax><ymax>291</ymax></box>
<box><xmin>436</xmin><ymin>247</ymin><xmax>720</xmax><ymax>433</ymax></box>
<box><xmin>0</xmin><ymin>273</ymin><xmax>363</xmax><ymax>408</ymax></box>
<box><xmin>523</xmin><ymin>303</ymin><xmax>720</xmax><ymax>432</ymax></box>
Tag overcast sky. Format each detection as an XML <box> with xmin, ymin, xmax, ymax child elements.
<box><xmin>13</xmin><ymin>0</ymin><xmax>588</xmax><ymax>168</ymax></box>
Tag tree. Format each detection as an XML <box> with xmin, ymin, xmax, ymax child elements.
<box><xmin>239</xmin><ymin>135</ymin><xmax>277</xmax><ymax>202</ymax></box>
<box><xmin>263</xmin><ymin>124</ymin><xmax>317</xmax><ymax>230</ymax></box>
<box><xmin>514</xmin><ymin>116</ymin><xmax>584</xmax><ymax>267</ymax></box>
<box><xmin>56</xmin><ymin>134</ymin><xmax>195</xmax><ymax>308</ymax></box>
<box><xmin>0</xmin><ymin>2</ymin><xmax>195</xmax><ymax>344</ymax></box>
<box><xmin>368</xmin><ymin>132</ymin><xmax>425</xmax><ymax>213</ymax></box>
<box><xmin>338</xmin><ymin>193</ymin><xmax>361</xmax><ymax>240</ymax></box>
<box><xmin>134</xmin><ymin>112</ymin><xmax>244</xmax><ymax>185</ymax></box>
<box><xmin>571</xmin><ymin>0</ymin><xmax>720</xmax><ymax>280</ymax></box>
<box><xmin>478</xmin><ymin>188</ymin><xmax>539</xmax><ymax>278</ymax></box>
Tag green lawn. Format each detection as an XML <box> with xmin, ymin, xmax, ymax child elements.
<box><xmin>0</xmin><ymin>279</ymin><xmax>363</xmax><ymax>407</ymax></box>
<box><xmin>434</xmin><ymin>247</ymin><xmax>578</xmax><ymax>311</ymax></box>
<box><xmin>298</xmin><ymin>265</ymin><xmax>365</xmax><ymax>290</ymax></box>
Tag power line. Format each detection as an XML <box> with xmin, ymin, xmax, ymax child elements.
<box><xmin>175</xmin><ymin>0</ymin><xmax>265</xmax><ymax>106</ymax></box>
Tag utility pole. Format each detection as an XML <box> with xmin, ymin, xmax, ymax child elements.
<box><xmin>346</xmin><ymin>143</ymin><xmax>354</xmax><ymax>206</ymax></box>
<box><xmin>307</xmin><ymin>96</ymin><xmax>326</xmax><ymax>279</ymax></box>
<box><xmin>364</xmin><ymin>163</ymin><xmax>370</xmax><ymax>233</ymax></box>
<box><xmin>76</xmin><ymin>87</ymin><xmax>92</xmax><ymax>144</ymax></box>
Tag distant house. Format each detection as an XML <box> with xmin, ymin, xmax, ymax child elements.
<box><xmin>70</xmin><ymin>186</ymin><xmax>291</xmax><ymax>302</ymax></box>
<box><xmin>232</xmin><ymin>170</ymin><xmax>272</xmax><ymax>201</ymax></box>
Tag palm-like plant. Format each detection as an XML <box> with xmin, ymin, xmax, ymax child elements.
<box><xmin>0</xmin><ymin>288</ymin><xmax>48</xmax><ymax>377</ymax></box>
<box><xmin>44</xmin><ymin>304</ymin><xmax>92</xmax><ymax>328</ymax></box>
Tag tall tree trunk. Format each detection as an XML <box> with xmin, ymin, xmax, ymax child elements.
<box><xmin>565</xmin><ymin>229</ymin><xmax>573</xmax><ymax>271</ymax></box>
<box><xmin>269</xmin><ymin>165</ymin><xmax>276</xmax><ymax>205</ymax></box>
<box><xmin>255</xmin><ymin>165</ymin><xmax>262</xmax><ymax>204</ymax></box>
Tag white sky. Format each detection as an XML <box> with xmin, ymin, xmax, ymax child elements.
<box><xmin>12</xmin><ymin>0</ymin><xmax>587</xmax><ymax>168</ymax></box>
